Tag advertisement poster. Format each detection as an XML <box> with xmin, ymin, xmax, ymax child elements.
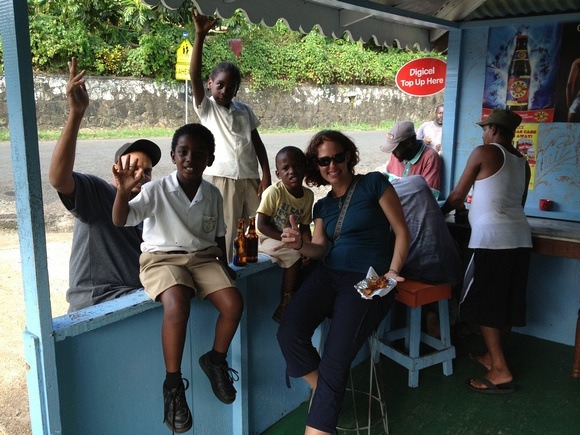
<box><xmin>482</xmin><ymin>23</ymin><xmax>580</xmax><ymax>123</ymax></box>
<box><xmin>514</xmin><ymin>123</ymin><xmax>538</xmax><ymax>190</ymax></box>
<box><xmin>553</xmin><ymin>22</ymin><xmax>580</xmax><ymax>122</ymax></box>
<box><xmin>482</xmin><ymin>24</ymin><xmax>562</xmax><ymax>123</ymax></box>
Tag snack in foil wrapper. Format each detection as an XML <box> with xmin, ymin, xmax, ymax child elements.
<box><xmin>354</xmin><ymin>267</ymin><xmax>397</xmax><ymax>300</ymax></box>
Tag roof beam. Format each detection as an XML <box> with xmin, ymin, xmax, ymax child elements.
<box><xmin>340</xmin><ymin>9</ymin><xmax>372</xmax><ymax>27</ymax></box>
<box><xmin>430</xmin><ymin>0</ymin><xmax>485</xmax><ymax>41</ymax></box>
<box><xmin>307</xmin><ymin>0</ymin><xmax>459</xmax><ymax>30</ymax></box>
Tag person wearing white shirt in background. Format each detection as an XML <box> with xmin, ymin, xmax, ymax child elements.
<box><xmin>417</xmin><ymin>104</ymin><xmax>444</xmax><ymax>155</ymax></box>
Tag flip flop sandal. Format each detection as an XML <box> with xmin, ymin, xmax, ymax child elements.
<box><xmin>465</xmin><ymin>377</ymin><xmax>515</xmax><ymax>394</ymax></box>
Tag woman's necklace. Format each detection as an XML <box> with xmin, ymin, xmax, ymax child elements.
<box><xmin>333</xmin><ymin>176</ymin><xmax>354</xmax><ymax>209</ymax></box>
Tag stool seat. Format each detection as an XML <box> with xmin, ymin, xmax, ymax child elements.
<box><xmin>378</xmin><ymin>280</ymin><xmax>456</xmax><ymax>388</ymax></box>
<box><xmin>395</xmin><ymin>280</ymin><xmax>452</xmax><ymax>308</ymax></box>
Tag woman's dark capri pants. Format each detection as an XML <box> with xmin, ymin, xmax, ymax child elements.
<box><xmin>277</xmin><ymin>265</ymin><xmax>394</xmax><ymax>433</ymax></box>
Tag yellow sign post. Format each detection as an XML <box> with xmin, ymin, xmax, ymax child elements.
<box><xmin>175</xmin><ymin>38</ymin><xmax>193</xmax><ymax>123</ymax></box>
<box><xmin>175</xmin><ymin>39</ymin><xmax>193</xmax><ymax>80</ymax></box>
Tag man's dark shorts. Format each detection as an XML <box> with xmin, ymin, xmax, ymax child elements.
<box><xmin>459</xmin><ymin>248</ymin><xmax>531</xmax><ymax>328</ymax></box>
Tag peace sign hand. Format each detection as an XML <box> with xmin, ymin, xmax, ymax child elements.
<box><xmin>66</xmin><ymin>57</ymin><xmax>88</xmax><ymax>115</ymax></box>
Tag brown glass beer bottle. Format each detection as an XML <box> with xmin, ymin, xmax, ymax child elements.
<box><xmin>233</xmin><ymin>218</ymin><xmax>247</xmax><ymax>266</ymax></box>
<box><xmin>506</xmin><ymin>34</ymin><xmax>531</xmax><ymax>111</ymax></box>
<box><xmin>245</xmin><ymin>216</ymin><xmax>259</xmax><ymax>263</ymax></box>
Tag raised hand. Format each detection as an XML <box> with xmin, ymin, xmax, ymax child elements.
<box><xmin>66</xmin><ymin>57</ymin><xmax>88</xmax><ymax>115</ymax></box>
<box><xmin>112</xmin><ymin>154</ymin><xmax>143</xmax><ymax>195</ymax></box>
<box><xmin>192</xmin><ymin>6</ymin><xmax>219</xmax><ymax>35</ymax></box>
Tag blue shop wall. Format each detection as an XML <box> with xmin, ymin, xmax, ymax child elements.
<box><xmin>515</xmin><ymin>253</ymin><xmax>579</xmax><ymax>345</ymax></box>
<box><xmin>54</xmin><ymin>263</ymin><xmax>311</xmax><ymax>434</ymax></box>
<box><xmin>446</xmin><ymin>23</ymin><xmax>579</xmax><ymax>346</ymax></box>
<box><xmin>450</xmin><ymin>26</ymin><xmax>580</xmax><ymax>222</ymax></box>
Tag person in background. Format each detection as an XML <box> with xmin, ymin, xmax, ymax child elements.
<box><xmin>112</xmin><ymin>123</ymin><xmax>243</xmax><ymax>433</ymax></box>
<box><xmin>190</xmin><ymin>7</ymin><xmax>271</xmax><ymax>262</ymax></box>
<box><xmin>391</xmin><ymin>175</ymin><xmax>462</xmax><ymax>286</ymax></box>
<box><xmin>416</xmin><ymin>104</ymin><xmax>444</xmax><ymax>155</ymax></box>
<box><xmin>256</xmin><ymin>146</ymin><xmax>315</xmax><ymax>323</ymax></box>
<box><xmin>276</xmin><ymin>130</ymin><xmax>409</xmax><ymax>434</ymax></box>
<box><xmin>380</xmin><ymin>120</ymin><xmax>442</xmax><ymax>199</ymax></box>
<box><xmin>441</xmin><ymin>109</ymin><xmax>532</xmax><ymax>394</ymax></box>
<box><xmin>390</xmin><ymin>175</ymin><xmax>463</xmax><ymax>337</ymax></box>
<box><xmin>566</xmin><ymin>58</ymin><xmax>580</xmax><ymax>122</ymax></box>
<box><xmin>48</xmin><ymin>57</ymin><xmax>161</xmax><ymax>312</ymax></box>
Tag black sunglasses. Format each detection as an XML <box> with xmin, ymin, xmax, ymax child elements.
<box><xmin>316</xmin><ymin>152</ymin><xmax>347</xmax><ymax>167</ymax></box>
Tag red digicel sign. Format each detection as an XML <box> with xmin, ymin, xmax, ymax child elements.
<box><xmin>395</xmin><ymin>57</ymin><xmax>447</xmax><ymax>97</ymax></box>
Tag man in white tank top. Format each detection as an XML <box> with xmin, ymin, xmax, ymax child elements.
<box><xmin>441</xmin><ymin>109</ymin><xmax>532</xmax><ymax>394</ymax></box>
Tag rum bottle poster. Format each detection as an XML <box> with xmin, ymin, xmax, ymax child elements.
<box><xmin>482</xmin><ymin>24</ymin><xmax>562</xmax><ymax>123</ymax></box>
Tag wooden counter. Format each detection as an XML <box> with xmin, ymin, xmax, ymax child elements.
<box><xmin>527</xmin><ymin>218</ymin><xmax>580</xmax><ymax>259</ymax></box>
<box><xmin>445</xmin><ymin>214</ymin><xmax>580</xmax><ymax>259</ymax></box>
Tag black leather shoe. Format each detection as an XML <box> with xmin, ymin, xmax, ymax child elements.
<box><xmin>163</xmin><ymin>378</ymin><xmax>193</xmax><ymax>433</ymax></box>
<box><xmin>199</xmin><ymin>352</ymin><xmax>239</xmax><ymax>404</ymax></box>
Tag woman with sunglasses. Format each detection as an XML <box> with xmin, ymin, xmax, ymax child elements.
<box><xmin>275</xmin><ymin>130</ymin><xmax>410</xmax><ymax>434</ymax></box>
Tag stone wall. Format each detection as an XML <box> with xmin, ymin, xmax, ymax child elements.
<box><xmin>0</xmin><ymin>75</ymin><xmax>443</xmax><ymax>130</ymax></box>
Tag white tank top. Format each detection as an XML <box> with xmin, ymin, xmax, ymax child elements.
<box><xmin>468</xmin><ymin>143</ymin><xmax>532</xmax><ymax>249</ymax></box>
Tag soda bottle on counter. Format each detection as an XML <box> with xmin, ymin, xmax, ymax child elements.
<box><xmin>506</xmin><ymin>34</ymin><xmax>531</xmax><ymax>111</ymax></box>
<box><xmin>233</xmin><ymin>218</ymin><xmax>247</xmax><ymax>267</ymax></box>
<box><xmin>245</xmin><ymin>216</ymin><xmax>259</xmax><ymax>263</ymax></box>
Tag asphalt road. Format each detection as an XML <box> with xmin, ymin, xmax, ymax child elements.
<box><xmin>0</xmin><ymin>130</ymin><xmax>389</xmax><ymax>231</ymax></box>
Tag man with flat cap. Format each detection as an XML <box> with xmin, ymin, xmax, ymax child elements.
<box><xmin>441</xmin><ymin>109</ymin><xmax>532</xmax><ymax>394</ymax></box>
<box><xmin>49</xmin><ymin>57</ymin><xmax>162</xmax><ymax>312</ymax></box>
<box><xmin>380</xmin><ymin>120</ymin><xmax>442</xmax><ymax>199</ymax></box>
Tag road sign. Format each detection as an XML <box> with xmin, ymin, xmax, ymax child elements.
<box><xmin>175</xmin><ymin>39</ymin><xmax>193</xmax><ymax>81</ymax></box>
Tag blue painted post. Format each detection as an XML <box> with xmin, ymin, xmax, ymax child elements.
<box><xmin>231</xmin><ymin>276</ymin><xmax>248</xmax><ymax>434</ymax></box>
<box><xmin>0</xmin><ymin>1</ymin><xmax>61</xmax><ymax>433</ymax></box>
<box><xmin>440</xmin><ymin>27</ymin><xmax>463</xmax><ymax>197</ymax></box>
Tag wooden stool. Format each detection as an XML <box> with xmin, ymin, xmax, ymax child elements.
<box><xmin>378</xmin><ymin>280</ymin><xmax>456</xmax><ymax>388</ymax></box>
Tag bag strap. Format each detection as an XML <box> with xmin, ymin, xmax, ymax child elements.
<box><xmin>333</xmin><ymin>174</ymin><xmax>360</xmax><ymax>243</ymax></box>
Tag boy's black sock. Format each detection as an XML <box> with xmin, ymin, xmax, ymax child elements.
<box><xmin>164</xmin><ymin>371</ymin><xmax>182</xmax><ymax>390</ymax></box>
<box><xmin>209</xmin><ymin>349</ymin><xmax>227</xmax><ymax>365</ymax></box>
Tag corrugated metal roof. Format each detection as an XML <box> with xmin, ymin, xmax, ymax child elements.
<box><xmin>144</xmin><ymin>0</ymin><xmax>580</xmax><ymax>50</ymax></box>
<box><xmin>463</xmin><ymin>0</ymin><xmax>580</xmax><ymax>21</ymax></box>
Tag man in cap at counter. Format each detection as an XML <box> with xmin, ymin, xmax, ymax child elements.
<box><xmin>49</xmin><ymin>57</ymin><xmax>162</xmax><ymax>312</ymax></box>
<box><xmin>381</xmin><ymin>120</ymin><xmax>442</xmax><ymax>199</ymax></box>
<box><xmin>441</xmin><ymin>108</ymin><xmax>532</xmax><ymax>394</ymax></box>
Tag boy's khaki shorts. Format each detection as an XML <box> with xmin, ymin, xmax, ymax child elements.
<box><xmin>139</xmin><ymin>246</ymin><xmax>236</xmax><ymax>301</ymax></box>
<box><xmin>258</xmin><ymin>236</ymin><xmax>301</xmax><ymax>269</ymax></box>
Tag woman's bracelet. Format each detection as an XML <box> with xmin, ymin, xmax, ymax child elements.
<box><xmin>294</xmin><ymin>238</ymin><xmax>304</xmax><ymax>250</ymax></box>
<box><xmin>388</xmin><ymin>268</ymin><xmax>399</xmax><ymax>276</ymax></box>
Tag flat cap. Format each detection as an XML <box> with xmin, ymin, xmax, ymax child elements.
<box><xmin>381</xmin><ymin>120</ymin><xmax>415</xmax><ymax>154</ymax></box>
<box><xmin>477</xmin><ymin>109</ymin><xmax>522</xmax><ymax>133</ymax></box>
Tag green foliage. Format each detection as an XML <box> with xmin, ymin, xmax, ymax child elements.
<box><xmin>26</xmin><ymin>0</ymin><xmax>445</xmax><ymax>89</ymax></box>
<box><xmin>123</xmin><ymin>24</ymin><xmax>184</xmax><ymax>80</ymax></box>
